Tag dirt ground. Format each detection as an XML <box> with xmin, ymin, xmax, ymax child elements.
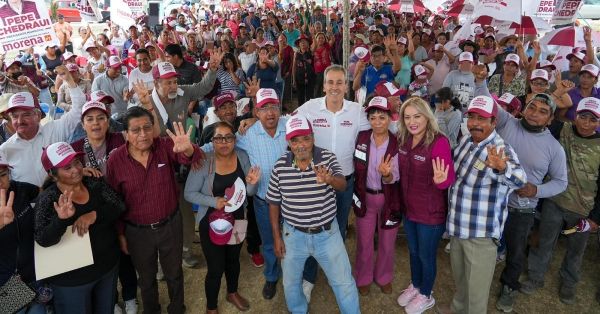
<box><xmin>134</xmin><ymin>217</ymin><xmax>600</xmax><ymax>314</ymax></box>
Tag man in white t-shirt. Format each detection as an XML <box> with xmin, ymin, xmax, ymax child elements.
<box><xmin>239</xmin><ymin>41</ymin><xmax>258</xmax><ymax>74</ymax></box>
<box><xmin>127</xmin><ymin>48</ymin><xmax>154</xmax><ymax>106</ymax></box>
<box><xmin>426</xmin><ymin>43</ymin><xmax>455</xmax><ymax>96</ymax></box>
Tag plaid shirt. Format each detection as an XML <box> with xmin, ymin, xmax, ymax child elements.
<box><xmin>447</xmin><ymin>130</ymin><xmax>527</xmax><ymax>240</ymax></box>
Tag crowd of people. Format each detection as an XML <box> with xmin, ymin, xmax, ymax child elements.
<box><xmin>0</xmin><ymin>1</ymin><xmax>599</xmax><ymax>314</ymax></box>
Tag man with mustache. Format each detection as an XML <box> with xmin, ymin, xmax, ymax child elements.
<box><xmin>0</xmin><ymin>58</ymin><xmax>40</xmax><ymax>97</ymax></box>
<box><xmin>438</xmin><ymin>95</ymin><xmax>526</xmax><ymax>314</ymax></box>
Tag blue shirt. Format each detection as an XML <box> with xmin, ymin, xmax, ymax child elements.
<box><xmin>247</xmin><ymin>62</ymin><xmax>280</xmax><ymax>90</ymax></box>
<box><xmin>361</xmin><ymin>64</ymin><xmax>395</xmax><ymax>95</ymax></box>
<box><xmin>283</xmin><ymin>29</ymin><xmax>300</xmax><ymax>47</ymax></box>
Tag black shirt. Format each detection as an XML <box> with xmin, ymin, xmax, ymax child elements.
<box><xmin>176</xmin><ymin>60</ymin><xmax>203</xmax><ymax>85</ymax></box>
<box><xmin>0</xmin><ymin>181</ymin><xmax>39</xmax><ymax>286</ymax></box>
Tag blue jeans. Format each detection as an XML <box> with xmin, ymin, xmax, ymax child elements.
<box><xmin>404</xmin><ymin>218</ymin><xmax>445</xmax><ymax>297</ymax></box>
<box><xmin>253</xmin><ymin>197</ymin><xmax>281</xmax><ymax>282</ymax></box>
<box><xmin>281</xmin><ymin>219</ymin><xmax>360</xmax><ymax>314</ymax></box>
<box><xmin>51</xmin><ymin>263</ymin><xmax>118</xmax><ymax>314</ymax></box>
<box><xmin>303</xmin><ymin>175</ymin><xmax>354</xmax><ymax>283</ymax></box>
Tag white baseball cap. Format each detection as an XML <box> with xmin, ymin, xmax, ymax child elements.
<box><xmin>82</xmin><ymin>101</ymin><xmax>108</xmax><ymax>117</ymax></box>
<box><xmin>414</xmin><ymin>64</ymin><xmax>427</xmax><ymax>77</ymax></box>
<box><xmin>6</xmin><ymin>92</ymin><xmax>37</xmax><ymax>113</ymax></box>
<box><xmin>433</xmin><ymin>43</ymin><xmax>444</xmax><ymax>51</ymax></box>
<box><xmin>397</xmin><ymin>37</ymin><xmax>407</xmax><ymax>45</ymax></box>
<box><xmin>567</xmin><ymin>51</ymin><xmax>586</xmax><ymax>62</ymax></box>
<box><xmin>415</xmin><ymin>21</ymin><xmax>423</xmax><ymax>27</ymax></box>
<box><xmin>530</xmin><ymin>69</ymin><xmax>549</xmax><ymax>81</ymax></box>
<box><xmin>577</xmin><ymin>97</ymin><xmax>600</xmax><ymax>118</ymax></box>
<box><xmin>459</xmin><ymin>51</ymin><xmax>473</xmax><ymax>63</ymax></box>
<box><xmin>285</xmin><ymin>114</ymin><xmax>313</xmax><ymax>140</ymax></box>
<box><xmin>260</xmin><ymin>15</ymin><xmax>267</xmax><ymax>21</ymax></box>
<box><xmin>580</xmin><ymin>63</ymin><xmax>600</xmax><ymax>77</ymax></box>
<box><xmin>287</xmin><ymin>18</ymin><xmax>294</xmax><ymax>24</ymax></box>
<box><xmin>467</xmin><ymin>96</ymin><xmax>497</xmax><ymax>118</ymax></box>
<box><xmin>41</xmin><ymin>142</ymin><xmax>83</xmax><ymax>171</ymax></box>
<box><xmin>354</xmin><ymin>46</ymin><xmax>370</xmax><ymax>63</ymax></box>
<box><xmin>537</xmin><ymin>60</ymin><xmax>556</xmax><ymax>70</ymax></box>
<box><xmin>200</xmin><ymin>20</ymin><xmax>208</xmax><ymax>26</ymax></box>
<box><xmin>107</xmin><ymin>56</ymin><xmax>122</xmax><ymax>68</ymax></box>
<box><xmin>90</xmin><ymin>90</ymin><xmax>115</xmax><ymax>103</ymax></box>
<box><xmin>152</xmin><ymin>62</ymin><xmax>180</xmax><ymax>80</ymax></box>
<box><xmin>256</xmin><ymin>88</ymin><xmax>279</xmax><ymax>108</ymax></box>
<box><xmin>504</xmin><ymin>53</ymin><xmax>520</xmax><ymax>66</ymax></box>
<box><xmin>364</xmin><ymin>96</ymin><xmax>390</xmax><ymax>112</ymax></box>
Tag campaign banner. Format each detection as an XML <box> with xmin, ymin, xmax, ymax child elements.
<box><xmin>0</xmin><ymin>0</ymin><xmax>58</xmax><ymax>53</ymax></box>
<box><xmin>524</xmin><ymin>0</ymin><xmax>555</xmax><ymax>20</ymax></box>
<box><xmin>110</xmin><ymin>0</ymin><xmax>135</xmax><ymax>29</ymax></box>
<box><xmin>551</xmin><ymin>0</ymin><xmax>583</xmax><ymax>25</ymax></box>
<box><xmin>77</xmin><ymin>0</ymin><xmax>102</xmax><ymax>22</ymax></box>
<box><xmin>127</xmin><ymin>0</ymin><xmax>145</xmax><ymax>15</ymax></box>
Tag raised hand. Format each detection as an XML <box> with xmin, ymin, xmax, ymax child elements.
<box><xmin>243</xmin><ymin>76</ymin><xmax>261</xmax><ymax>98</ymax></box>
<box><xmin>383</xmin><ymin>34</ymin><xmax>397</xmax><ymax>51</ymax></box>
<box><xmin>0</xmin><ymin>189</ymin><xmax>15</xmax><ymax>228</ymax></box>
<box><xmin>485</xmin><ymin>145</ymin><xmax>508</xmax><ymax>172</ymax></box>
<box><xmin>377</xmin><ymin>154</ymin><xmax>393</xmax><ymax>177</ymax></box>
<box><xmin>315</xmin><ymin>165</ymin><xmax>333</xmax><ymax>185</ymax></box>
<box><xmin>167</xmin><ymin>122</ymin><xmax>194</xmax><ymax>154</ymax></box>
<box><xmin>432</xmin><ymin>157</ymin><xmax>449</xmax><ymax>184</ymax></box>
<box><xmin>72</xmin><ymin>211</ymin><xmax>96</xmax><ymax>236</ymax></box>
<box><xmin>245</xmin><ymin>166</ymin><xmax>261</xmax><ymax>185</ymax></box>
<box><xmin>132</xmin><ymin>80</ymin><xmax>151</xmax><ymax>106</ymax></box>
<box><xmin>531</xmin><ymin>41</ymin><xmax>541</xmax><ymax>55</ymax></box>
<box><xmin>584</xmin><ymin>26</ymin><xmax>592</xmax><ymax>43</ymax></box>
<box><xmin>208</xmin><ymin>47</ymin><xmax>224</xmax><ymax>71</ymax></box>
<box><xmin>54</xmin><ymin>190</ymin><xmax>75</xmax><ymax>220</ymax></box>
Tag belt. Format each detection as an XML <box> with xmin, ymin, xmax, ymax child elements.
<box><xmin>126</xmin><ymin>210</ymin><xmax>179</xmax><ymax>230</ymax></box>
<box><xmin>508</xmin><ymin>207</ymin><xmax>536</xmax><ymax>215</ymax></box>
<box><xmin>366</xmin><ymin>188</ymin><xmax>384</xmax><ymax>194</ymax></box>
<box><xmin>293</xmin><ymin>222</ymin><xmax>332</xmax><ymax>234</ymax></box>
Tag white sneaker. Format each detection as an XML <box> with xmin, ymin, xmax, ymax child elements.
<box><xmin>124</xmin><ymin>299</ymin><xmax>138</xmax><ymax>314</ymax></box>
<box><xmin>405</xmin><ymin>293</ymin><xmax>435</xmax><ymax>314</ymax></box>
<box><xmin>302</xmin><ymin>279</ymin><xmax>314</xmax><ymax>303</ymax></box>
<box><xmin>114</xmin><ymin>304</ymin><xmax>123</xmax><ymax>314</ymax></box>
<box><xmin>397</xmin><ymin>283</ymin><xmax>419</xmax><ymax>307</ymax></box>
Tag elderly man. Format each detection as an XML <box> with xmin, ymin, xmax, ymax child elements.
<box><xmin>91</xmin><ymin>56</ymin><xmax>129</xmax><ymax>117</ymax></box>
<box><xmin>521</xmin><ymin>97</ymin><xmax>600</xmax><ymax>305</ymax></box>
<box><xmin>267</xmin><ymin>114</ymin><xmax>360</xmax><ymax>314</ymax></box>
<box><xmin>107</xmin><ymin>107</ymin><xmax>202</xmax><ymax>314</ymax></box>
<box><xmin>0</xmin><ymin>66</ymin><xmax>84</xmax><ymax>187</ymax></box>
<box><xmin>493</xmin><ymin>93</ymin><xmax>568</xmax><ymax>313</ymax></box>
<box><xmin>439</xmin><ymin>96</ymin><xmax>526</xmax><ymax>314</ymax></box>
<box><xmin>295</xmin><ymin>64</ymin><xmax>370</xmax><ymax>298</ymax></box>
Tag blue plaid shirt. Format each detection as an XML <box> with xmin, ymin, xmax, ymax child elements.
<box><xmin>447</xmin><ymin>130</ymin><xmax>527</xmax><ymax>240</ymax></box>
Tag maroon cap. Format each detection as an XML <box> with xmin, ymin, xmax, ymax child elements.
<box><xmin>213</xmin><ymin>92</ymin><xmax>236</xmax><ymax>110</ymax></box>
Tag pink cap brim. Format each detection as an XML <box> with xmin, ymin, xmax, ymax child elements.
<box><xmin>577</xmin><ymin>109</ymin><xmax>600</xmax><ymax>118</ymax></box>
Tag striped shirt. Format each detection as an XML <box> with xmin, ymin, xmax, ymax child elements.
<box><xmin>266</xmin><ymin>146</ymin><xmax>342</xmax><ymax>228</ymax></box>
<box><xmin>216</xmin><ymin>67</ymin><xmax>245</xmax><ymax>94</ymax></box>
<box><xmin>447</xmin><ymin>130</ymin><xmax>527</xmax><ymax>240</ymax></box>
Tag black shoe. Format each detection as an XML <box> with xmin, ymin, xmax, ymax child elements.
<box><xmin>262</xmin><ymin>281</ymin><xmax>277</xmax><ymax>300</ymax></box>
<box><xmin>559</xmin><ymin>284</ymin><xmax>575</xmax><ymax>305</ymax></box>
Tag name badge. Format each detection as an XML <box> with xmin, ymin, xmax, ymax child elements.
<box><xmin>354</xmin><ymin>149</ymin><xmax>367</xmax><ymax>161</ymax></box>
<box><xmin>473</xmin><ymin>159</ymin><xmax>486</xmax><ymax>171</ymax></box>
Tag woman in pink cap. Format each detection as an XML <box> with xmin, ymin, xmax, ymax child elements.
<box><xmin>34</xmin><ymin>141</ymin><xmax>126</xmax><ymax>313</ymax></box>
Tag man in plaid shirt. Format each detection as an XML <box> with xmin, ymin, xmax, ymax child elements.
<box><xmin>439</xmin><ymin>96</ymin><xmax>527</xmax><ymax>314</ymax></box>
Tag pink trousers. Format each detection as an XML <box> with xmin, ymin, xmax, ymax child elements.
<box><xmin>353</xmin><ymin>193</ymin><xmax>399</xmax><ymax>287</ymax></box>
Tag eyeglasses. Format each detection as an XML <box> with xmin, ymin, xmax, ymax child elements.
<box><xmin>8</xmin><ymin>111</ymin><xmax>36</xmax><ymax>120</ymax></box>
<box><xmin>257</xmin><ymin>105</ymin><xmax>280</xmax><ymax>113</ymax></box>
<box><xmin>128</xmin><ymin>124</ymin><xmax>153</xmax><ymax>135</ymax></box>
<box><xmin>213</xmin><ymin>135</ymin><xmax>235</xmax><ymax>143</ymax></box>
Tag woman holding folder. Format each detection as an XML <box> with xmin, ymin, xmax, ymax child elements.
<box><xmin>34</xmin><ymin>142</ymin><xmax>125</xmax><ymax>314</ymax></box>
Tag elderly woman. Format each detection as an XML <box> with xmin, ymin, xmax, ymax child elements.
<box><xmin>352</xmin><ymin>96</ymin><xmax>401</xmax><ymax>296</ymax></box>
<box><xmin>34</xmin><ymin>142</ymin><xmax>125</xmax><ymax>313</ymax></box>
<box><xmin>56</xmin><ymin>64</ymin><xmax>92</xmax><ymax>112</ymax></box>
<box><xmin>488</xmin><ymin>53</ymin><xmax>527</xmax><ymax>97</ymax></box>
<box><xmin>185</xmin><ymin>122</ymin><xmax>260</xmax><ymax>314</ymax></box>
<box><xmin>0</xmin><ymin>151</ymin><xmax>43</xmax><ymax>314</ymax></box>
<box><xmin>396</xmin><ymin>97</ymin><xmax>455</xmax><ymax>313</ymax></box>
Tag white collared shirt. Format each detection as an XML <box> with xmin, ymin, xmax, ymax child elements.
<box><xmin>296</xmin><ymin>97</ymin><xmax>370</xmax><ymax>176</ymax></box>
<box><xmin>0</xmin><ymin>87</ymin><xmax>86</xmax><ymax>187</ymax></box>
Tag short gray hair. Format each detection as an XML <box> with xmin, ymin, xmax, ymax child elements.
<box><xmin>323</xmin><ymin>64</ymin><xmax>346</xmax><ymax>80</ymax></box>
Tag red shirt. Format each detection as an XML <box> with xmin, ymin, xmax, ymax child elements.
<box><xmin>313</xmin><ymin>43</ymin><xmax>331</xmax><ymax>74</ymax></box>
<box><xmin>279</xmin><ymin>45</ymin><xmax>294</xmax><ymax>77</ymax></box>
<box><xmin>107</xmin><ymin>137</ymin><xmax>202</xmax><ymax>233</ymax></box>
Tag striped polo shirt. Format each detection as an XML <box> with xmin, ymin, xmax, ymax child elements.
<box><xmin>266</xmin><ymin>146</ymin><xmax>342</xmax><ymax>228</ymax></box>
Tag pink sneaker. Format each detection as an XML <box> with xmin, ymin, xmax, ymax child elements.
<box><xmin>405</xmin><ymin>293</ymin><xmax>435</xmax><ymax>314</ymax></box>
<box><xmin>397</xmin><ymin>283</ymin><xmax>419</xmax><ymax>307</ymax></box>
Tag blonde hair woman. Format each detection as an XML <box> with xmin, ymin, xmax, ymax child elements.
<box><xmin>396</xmin><ymin>97</ymin><xmax>456</xmax><ymax>313</ymax></box>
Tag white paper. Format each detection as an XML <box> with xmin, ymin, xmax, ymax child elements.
<box><xmin>34</xmin><ymin>230</ymin><xmax>94</xmax><ymax>280</ymax></box>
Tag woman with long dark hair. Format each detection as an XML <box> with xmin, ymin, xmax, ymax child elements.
<box><xmin>217</xmin><ymin>52</ymin><xmax>245</xmax><ymax>98</ymax></box>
